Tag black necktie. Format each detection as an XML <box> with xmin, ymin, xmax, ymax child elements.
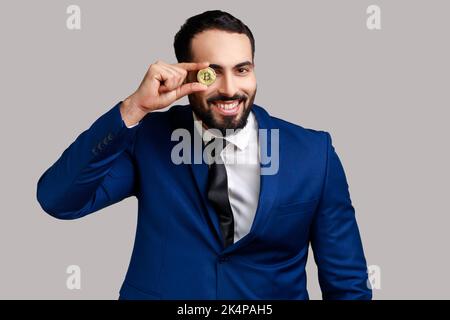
<box><xmin>206</xmin><ymin>138</ymin><xmax>234</xmax><ymax>247</ymax></box>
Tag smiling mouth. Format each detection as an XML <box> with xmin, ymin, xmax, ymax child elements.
<box><xmin>211</xmin><ymin>99</ymin><xmax>243</xmax><ymax>116</ymax></box>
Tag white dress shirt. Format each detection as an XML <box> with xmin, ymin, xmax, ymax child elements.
<box><xmin>193</xmin><ymin>111</ymin><xmax>260</xmax><ymax>243</ymax></box>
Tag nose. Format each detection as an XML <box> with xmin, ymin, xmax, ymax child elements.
<box><xmin>217</xmin><ymin>71</ymin><xmax>238</xmax><ymax>98</ymax></box>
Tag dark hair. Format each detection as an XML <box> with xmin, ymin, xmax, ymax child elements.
<box><xmin>174</xmin><ymin>10</ymin><xmax>255</xmax><ymax>63</ymax></box>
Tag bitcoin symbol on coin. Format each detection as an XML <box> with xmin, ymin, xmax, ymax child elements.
<box><xmin>202</xmin><ymin>73</ymin><xmax>211</xmax><ymax>81</ymax></box>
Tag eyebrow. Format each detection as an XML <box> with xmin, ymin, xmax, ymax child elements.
<box><xmin>209</xmin><ymin>61</ymin><xmax>253</xmax><ymax>70</ymax></box>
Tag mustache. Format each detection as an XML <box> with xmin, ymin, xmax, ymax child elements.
<box><xmin>207</xmin><ymin>95</ymin><xmax>246</xmax><ymax>104</ymax></box>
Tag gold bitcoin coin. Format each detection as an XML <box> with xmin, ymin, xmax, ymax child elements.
<box><xmin>197</xmin><ymin>67</ymin><xmax>216</xmax><ymax>86</ymax></box>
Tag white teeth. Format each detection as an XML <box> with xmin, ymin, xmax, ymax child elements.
<box><xmin>215</xmin><ymin>101</ymin><xmax>240</xmax><ymax>110</ymax></box>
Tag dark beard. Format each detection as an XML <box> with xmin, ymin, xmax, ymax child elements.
<box><xmin>190</xmin><ymin>92</ymin><xmax>256</xmax><ymax>136</ymax></box>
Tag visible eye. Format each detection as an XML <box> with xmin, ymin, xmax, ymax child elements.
<box><xmin>237</xmin><ymin>68</ymin><xmax>249</xmax><ymax>74</ymax></box>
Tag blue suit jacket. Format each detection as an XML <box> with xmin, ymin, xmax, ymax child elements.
<box><xmin>36</xmin><ymin>102</ymin><xmax>371</xmax><ymax>300</ymax></box>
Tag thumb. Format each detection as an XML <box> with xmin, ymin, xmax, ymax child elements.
<box><xmin>176</xmin><ymin>82</ymin><xmax>208</xmax><ymax>99</ymax></box>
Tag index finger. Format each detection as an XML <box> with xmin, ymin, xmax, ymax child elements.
<box><xmin>175</xmin><ymin>61</ymin><xmax>210</xmax><ymax>71</ymax></box>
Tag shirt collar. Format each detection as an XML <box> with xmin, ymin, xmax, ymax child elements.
<box><xmin>192</xmin><ymin>110</ymin><xmax>256</xmax><ymax>151</ymax></box>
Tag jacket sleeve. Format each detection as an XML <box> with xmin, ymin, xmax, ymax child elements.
<box><xmin>36</xmin><ymin>101</ymin><xmax>141</xmax><ymax>220</ymax></box>
<box><xmin>310</xmin><ymin>132</ymin><xmax>372</xmax><ymax>300</ymax></box>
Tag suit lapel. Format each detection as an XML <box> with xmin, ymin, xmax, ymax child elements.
<box><xmin>170</xmin><ymin>106</ymin><xmax>224</xmax><ymax>247</ymax></box>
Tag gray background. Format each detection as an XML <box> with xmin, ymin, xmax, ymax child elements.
<box><xmin>0</xmin><ymin>0</ymin><xmax>449</xmax><ymax>299</ymax></box>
